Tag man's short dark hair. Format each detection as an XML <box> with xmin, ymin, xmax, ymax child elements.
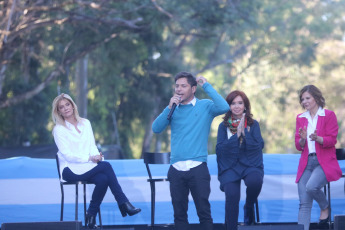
<box><xmin>174</xmin><ymin>72</ymin><xmax>197</xmax><ymax>87</ymax></box>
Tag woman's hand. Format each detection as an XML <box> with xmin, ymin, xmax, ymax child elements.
<box><xmin>298</xmin><ymin>126</ymin><xmax>307</xmax><ymax>148</ymax></box>
<box><xmin>298</xmin><ymin>126</ymin><xmax>307</xmax><ymax>140</ymax></box>
<box><xmin>309</xmin><ymin>129</ymin><xmax>324</xmax><ymax>145</ymax></box>
<box><xmin>237</xmin><ymin>114</ymin><xmax>246</xmax><ymax>138</ymax></box>
<box><xmin>89</xmin><ymin>153</ymin><xmax>103</xmax><ymax>163</ymax></box>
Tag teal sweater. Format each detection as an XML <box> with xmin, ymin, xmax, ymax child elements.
<box><xmin>152</xmin><ymin>82</ymin><xmax>229</xmax><ymax>164</ymax></box>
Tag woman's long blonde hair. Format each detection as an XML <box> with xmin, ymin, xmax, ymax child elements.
<box><xmin>52</xmin><ymin>93</ymin><xmax>82</xmax><ymax>127</ymax></box>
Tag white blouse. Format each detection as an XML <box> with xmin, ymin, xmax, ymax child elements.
<box><xmin>298</xmin><ymin>107</ymin><xmax>325</xmax><ymax>154</ymax></box>
<box><xmin>53</xmin><ymin>119</ymin><xmax>100</xmax><ymax>180</ymax></box>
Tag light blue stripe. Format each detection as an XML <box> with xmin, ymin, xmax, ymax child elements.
<box><xmin>1</xmin><ymin>154</ymin><xmax>345</xmax><ymax>179</ymax></box>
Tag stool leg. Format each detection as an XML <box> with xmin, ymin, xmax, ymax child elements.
<box><xmin>60</xmin><ymin>184</ymin><xmax>64</xmax><ymax>221</ymax></box>
<box><xmin>255</xmin><ymin>199</ymin><xmax>260</xmax><ymax>223</ymax></box>
<box><xmin>75</xmin><ymin>184</ymin><xmax>78</xmax><ymax>221</ymax></box>
<box><xmin>84</xmin><ymin>184</ymin><xmax>87</xmax><ymax>227</ymax></box>
<box><xmin>328</xmin><ymin>182</ymin><xmax>331</xmax><ymax>230</ymax></box>
<box><xmin>150</xmin><ymin>182</ymin><xmax>156</xmax><ymax>230</ymax></box>
<box><xmin>98</xmin><ymin>208</ymin><xmax>102</xmax><ymax>229</ymax></box>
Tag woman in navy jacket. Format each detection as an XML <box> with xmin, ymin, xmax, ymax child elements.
<box><xmin>216</xmin><ymin>90</ymin><xmax>264</xmax><ymax>230</ymax></box>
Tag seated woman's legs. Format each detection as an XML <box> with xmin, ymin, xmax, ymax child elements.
<box><xmin>224</xmin><ymin>180</ymin><xmax>241</xmax><ymax>230</ymax></box>
<box><xmin>88</xmin><ymin>172</ymin><xmax>108</xmax><ymax>215</ymax></box>
<box><xmin>305</xmin><ymin>165</ymin><xmax>328</xmax><ymax>210</ymax></box>
<box><xmin>62</xmin><ymin>162</ymin><xmax>140</xmax><ymax>217</ymax></box>
<box><xmin>305</xmin><ymin>164</ymin><xmax>329</xmax><ymax>225</ymax></box>
<box><xmin>298</xmin><ymin>164</ymin><xmax>313</xmax><ymax>230</ymax></box>
<box><xmin>94</xmin><ymin>161</ymin><xmax>128</xmax><ymax>204</ymax></box>
<box><xmin>92</xmin><ymin>161</ymin><xmax>141</xmax><ymax>217</ymax></box>
<box><xmin>243</xmin><ymin>171</ymin><xmax>263</xmax><ymax>225</ymax></box>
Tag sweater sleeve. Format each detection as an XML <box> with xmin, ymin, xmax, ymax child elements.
<box><xmin>203</xmin><ymin>83</ymin><xmax>229</xmax><ymax>116</ymax></box>
<box><xmin>152</xmin><ymin>106</ymin><xmax>171</xmax><ymax>133</ymax></box>
<box><xmin>244</xmin><ymin>121</ymin><xmax>264</xmax><ymax>150</ymax></box>
<box><xmin>216</xmin><ymin>122</ymin><xmax>240</xmax><ymax>176</ymax></box>
<box><xmin>216</xmin><ymin>123</ymin><xmax>239</xmax><ymax>158</ymax></box>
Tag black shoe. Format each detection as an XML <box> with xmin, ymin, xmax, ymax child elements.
<box><xmin>318</xmin><ymin>215</ymin><xmax>330</xmax><ymax>229</ymax></box>
<box><xmin>243</xmin><ymin>203</ymin><xmax>255</xmax><ymax>226</ymax></box>
<box><xmin>119</xmin><ymin>201</ymin><xmax>141</xmax><ymax>217</ymax></box>
<box><xmin>85</xmin><ymin>213</ymin><xmax>97</xmax><ymax>229</ymax></box>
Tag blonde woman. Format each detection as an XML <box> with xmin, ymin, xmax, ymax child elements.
<box><xmin>52</xmin><ymin>93</ymin><xmax>140</xmax><ymax>229</ymax></box>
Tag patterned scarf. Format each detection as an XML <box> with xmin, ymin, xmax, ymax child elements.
<box><xmin>228</xmin><ymin>115</ymin><xmax>247</xmax><ymax>134</ymax></box>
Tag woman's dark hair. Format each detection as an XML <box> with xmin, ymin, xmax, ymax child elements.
<box><xmin>174</xmin><ymin>71</ymin><xmax>197</xmax><ymax>87</ymax></box>
<box><xmin>223</xmin><ymin>90</ymin><xmax>254</xmax><ymax>126</ymax></box>
<box><xmin>299</xmin><ymin>85</ymin><xmax>325</xmax><ymax>108</ymax></box>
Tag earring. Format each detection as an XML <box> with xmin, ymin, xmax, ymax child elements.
<box><xmin>244</xmin><ymin>108</ymin><xmax>247</xmax><ymax>113</ymax></box>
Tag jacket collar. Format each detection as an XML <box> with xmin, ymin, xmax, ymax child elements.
<box><xmin>298</xmin><ymin>107</ymin><xmax>325</xmax><ymax>119</ymax></box>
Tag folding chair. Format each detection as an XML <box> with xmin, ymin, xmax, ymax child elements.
<box><xmin>143</xmin><ymin>152</ymin><xmax>170</xmax><ymax>230</ymax></box>
<box><xmin>55</xmin><ymin>154</ymin><xmax>102</xmax><ymax>228</ymax></box>
<box><xmin>323</xmin><ymin>148</ymin><xmax>345</xmax><ymax>229</ymax></box>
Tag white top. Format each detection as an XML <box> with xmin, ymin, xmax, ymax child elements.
<box><xmin>298</xmin><ymin>107</ymin><xmax>325</xmax><ymax>154</ymax></box>
<box><xmin>172</xmin><ymin>97</ymin><xmax>202</xmax><ymax>171</ymax></box>
<box><xmin>227</xmin><ymin>128</ymin><xmax>234</xmax><ymax>139</ymax></box>
<box><xmin>53</xmin><ymin>119</ymin><xmax>99</xmax><ymax>180</ymax></box>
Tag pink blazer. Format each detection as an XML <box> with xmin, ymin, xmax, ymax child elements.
<box><xmin>295</xmin><ymin>109</ymin><xmax>342</xmax><ymax>183</ymax></box>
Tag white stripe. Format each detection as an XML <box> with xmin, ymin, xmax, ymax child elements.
<box><xmin>0</xmin><ymin>175</ymin><xmax>343</xmax><ymax>205</ymax></box>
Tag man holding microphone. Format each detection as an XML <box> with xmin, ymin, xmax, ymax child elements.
<box><xmin>152</xmin><ymin>71</ymin><xmax>229</xmax><ymax>230</ymax></box>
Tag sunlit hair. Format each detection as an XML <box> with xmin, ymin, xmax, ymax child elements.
<box><xmin>52</xmin><ymin>93</ymin><xmax>82</xmax><ymax>127</ymax></box>
<box><xmin>299</xmin><ymin>85</ymin><xmax>325</xmax><ymax>109</ymax></box>
<box><xmin>223</xmin><ymin>90</ymin><xmax>254</xmax><ymax>126</ymax></box>
<box><xmin>174</xmin><ymin>71</ymin><xmax>197</xmax><ymax>87</ymax></box>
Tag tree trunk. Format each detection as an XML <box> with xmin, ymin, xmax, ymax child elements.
<box><xmin>0</xmin><ymin>65</ymin><xmax>7</xmax><ymax>98</ymax></box>
<box><xmin>111</xmin><ymin>111</ymin><xmax>121</xmax><ymax>147</ymax></box>
<box><xmin>75</xmin><ymin>56</ymin><xmax>88</xmax><ymax>118</ymax></box>
<box><xmin>141</xmin><ymin>96</ymin><xmax>161</xmax><ymax>157</ymax></box>
<box><xmin>141</xmin><ymin>114</ymin><xmax>155</xmax><ymax>156</ymax></box>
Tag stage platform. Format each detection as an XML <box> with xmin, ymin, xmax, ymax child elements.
<box><xmin>0</xmin><ymin>222</ymin><xmax>334</xmax><ymax>230</ymax></box>
<box><xmin>90</xmin><ymin>223</ymin><xmax>327</xmax><ymax>229</ymax></box>
<box><xmin>0</xmin><ymin>154</ymin><xmax>344</xmax><ymax>229</ymax></box>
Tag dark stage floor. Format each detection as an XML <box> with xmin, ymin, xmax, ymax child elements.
<box><xmin>86</xmin><ymin>222</ymin><xmax>332</xmax><ymax>230</ymax></box>
<box><xmin>0</xmin><ymin>222</ymin><xmax>333</xmax><ymax>230</ymax></box>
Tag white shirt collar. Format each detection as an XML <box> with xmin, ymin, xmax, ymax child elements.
<box><xmin>299</xmin><ymin>107</ymin><xmax>325</xmax><ymax>118</ymax></box>
<box><xmin>65</xmin><ymin>120</ymin><xmax>73</xmax><ymax>128</ymax></box>
<box><xmin>178</xmin><ymin>97</ymin><xmax>196</xmax><ymax>107</ymax></box>
<box><xmin>65</xmin><ymin>119</ymin><xmax>83</xmax><ymax>130</ymax></box>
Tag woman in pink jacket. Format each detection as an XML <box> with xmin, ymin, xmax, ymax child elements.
<box><xmin>295</xmin><ymin>85</ymin><xmax>342</xmax><ymax>230</ymax></box>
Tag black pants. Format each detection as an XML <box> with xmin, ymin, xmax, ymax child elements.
<box><xmin>167</xmin><ymin>163</ymin><xmax>213</xmax><ymax>230</ymax></box>
<box><xmin>223</xmin><ymin>172</ymin><xmax>263</xmax><ymax>230</ymax></box>
<box><xmin>62</xmin><ymin>161</ymin><xmax>129</xmax><ymax>215</ymax></box>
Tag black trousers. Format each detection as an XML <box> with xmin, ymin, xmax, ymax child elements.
<box><xmin>223</xmin><ymin>171</ymin><xmax>263</xmax><ymax>230</ymax></box>
<box><xmin>167</xmin><ymin>162</ymin><xmax>213</xmax><ymax>230</ymax></box>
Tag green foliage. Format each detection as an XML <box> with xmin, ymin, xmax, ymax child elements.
<box><xmin>1</xmin><ymin>0</ymin><xmax>345</xmax><ymax>157</ymax></box>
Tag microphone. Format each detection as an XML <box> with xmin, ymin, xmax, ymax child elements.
<box><xmin>167</xmin><ymin>103</ymin><xmax>177</xmax><ymax>120</ymax></box>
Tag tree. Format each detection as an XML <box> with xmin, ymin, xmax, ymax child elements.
<box><xmin>0</xmin><ymin>0</ymin><xmax>143</xmax><ymax>109</ymax></box>
<box><xmin>1</xmin><ymin>0</ymin><xmax>344</xmax><ymax>157</ymax></box>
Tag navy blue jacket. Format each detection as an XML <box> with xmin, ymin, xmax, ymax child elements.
<box><xmin>216</xmin><ymin>120</ymin><xmax>264</xmax><ymax>186</ymax></box>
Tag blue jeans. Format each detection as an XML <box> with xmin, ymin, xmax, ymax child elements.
<box><xmin>298</xmin><ymin>155</ymin><xmax>328</xmax><ymax>230</ymax></box>
<box><xmin>167</xmin><ymin>163</ymin><xmax>213</xmax><ymax>230</ymax></box>
<box><xmin>62</xmin><ymin>161</ymin><xmax>129</xmax><ymax>215</ymax></box>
